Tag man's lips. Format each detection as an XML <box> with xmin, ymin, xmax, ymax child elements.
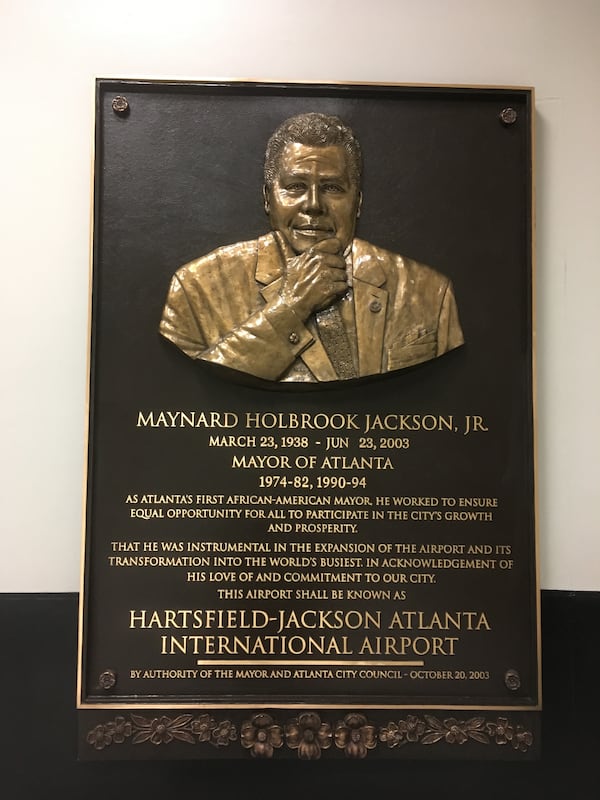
<box><xmin>293</xmin><ymin>224</ymin><xmax>334</xmax><ymax>235</ymax></box>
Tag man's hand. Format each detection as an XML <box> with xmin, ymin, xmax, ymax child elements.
<box><xmin>279</xmin><ymin>238</ymin><xmax>348</xmax><ymax>322</ymax></box>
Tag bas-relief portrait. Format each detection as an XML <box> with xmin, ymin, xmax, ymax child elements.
<box><xmin>159</xmin><ymin>113</ymin><xmax>464</xmax><ymax>384</ymax></box>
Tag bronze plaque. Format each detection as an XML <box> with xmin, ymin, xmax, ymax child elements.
<box><xmin>78</xmin><ymin>80</ymin><xmax>539</xmax><ymax>760</ymax></box>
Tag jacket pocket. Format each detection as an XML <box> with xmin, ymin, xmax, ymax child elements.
<box><xmin>387</xmin><ymin>331</ymin><xmax>437</xmax><ymax>370</ymax></box>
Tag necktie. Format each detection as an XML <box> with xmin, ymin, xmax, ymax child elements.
<box><xmin>315</xmin><ymin>302</ymin><xmax>357</xmax><ymax>380</ymax></box>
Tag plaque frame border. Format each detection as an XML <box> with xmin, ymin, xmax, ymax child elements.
<box><xmin>78</xmin><ymin>78</ymin><xmax>540</xmax><ymax>758</ymax></box>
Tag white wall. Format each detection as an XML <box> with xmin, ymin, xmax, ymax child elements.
<box><xmin>1</xmin><ymin>0</ymin><xmax>598</xmax><ymax>592</ymax></box>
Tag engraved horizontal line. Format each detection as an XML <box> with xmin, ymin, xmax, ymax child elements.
<box><xmin>79</xmin><ymin>702</ymin><xmax>542</xmax><ymax>711</ymax></box>
<box><xmin>196</xmin><ymin>660</ymin><xmax>425</xmax><ymax>667</ymax></box>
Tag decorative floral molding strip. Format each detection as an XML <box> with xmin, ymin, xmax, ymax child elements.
<box><xmin>379</xmin><ymin>714</ymin><xmax>533</xmax><ymax>752</ymax></box>
<box><xmin>87</xmin><ymin>712</ymin><xmax>533</xmax><ymax>758</ymax></box>
<box><xmin>87</xmin><ymin>713</ymin><xmax>236</xmax><ymax>750</ymax></box>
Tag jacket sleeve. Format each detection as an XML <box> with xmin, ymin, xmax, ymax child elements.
<box><xmin>436</xmin><ymin>280</ymin><xmax>465</xmax><ymax>355</ymax></box>
<box><xmin>159</xmin><ymin>263</ymin><xmax>314</xmax><ymax>382</ymax></box>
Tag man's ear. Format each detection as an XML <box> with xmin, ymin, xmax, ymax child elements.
<box><xmin>356</xmin><ymin>191</ymin><xmax>363</xmax><ymax>219</ymax></box>
<box><xmin>262</xmin><ymin>185</ymin><xmax>270</xmax><ymax>215</ymax></box>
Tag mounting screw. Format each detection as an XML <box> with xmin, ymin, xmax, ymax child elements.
<box><xmin>504</xmin><ymin>669</ymin><xmax>521</xmax><ymax>691</ymax></box>
<box><xmin>499</xmin><ymin>107</ymin><xmax>517</xmax><ymax>125</ymax></box>
<box><xmin>99</xmin><ymin>669</ymin><xmax>117</xmax><ymax>690</ymax></box>
<box><xmin>112</xmin><ymin>96</ymin><xmax>129</xmax><ymax>115</ymax></box>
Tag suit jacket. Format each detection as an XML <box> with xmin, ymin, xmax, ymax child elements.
<box><xmin>159</xmin><ymin>233</ymin><xmax>464</xmax><ymax>382</ymax></box>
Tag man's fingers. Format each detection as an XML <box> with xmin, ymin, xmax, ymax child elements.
<box><xmin>309</xmin><ymin>253</ymin><xmax>346</xmax><ymax>274</ymax></box>
<box><xmin>310</xmin><ymin>237</ymin><xmax>342</xmax><ymax>255</ymax></box>
<box><xmin>289</xmin><ymin>254</ymin><xmax>345</xmax><ymax>278</ymax></box>
<box><xmin>281</xmin><ymin>239</ymin><xmax>348</xmax><ymax>318</ymax></box>
<box><xmin>323</xmin><ymin>273</ymin><xmax>349</xmax><ymax>298</ymax></box>
<box><xmin>323</xmin><ymin>266</ymin><xmax>347</xmax><ymax>284</ymax></box>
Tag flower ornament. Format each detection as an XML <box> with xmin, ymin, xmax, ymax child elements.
<box><xmin>512</xmin><ymin>725</ymin><xmax>533</xmax><ymax>752</ymax></box>
<box><xmin>380</xmin><ymin>715</ymin><xmax>426</xmax><ymax>748</ymax></box>
<box><xmin>420</xmin><ymin>716</ymin><xmax>468</xmax><ymax>745</ymax></box>
<box><xmin>486</xmin><ymin>716</ymin><xmax>515</xmax><ymax>746</ymax></box>
<box><xmin>212</xmin><ymin>719</ymin><xmax>237</xmax><ymax>747</ymax></box>
<box><xmin>285</xmin><ymin>712</ymin><xmax>332</xmax><ymax>760</ymax></box>
<box><xmin>442</xmin><ymin>718</ymin><xmax>468</xmax><ymax>744</ymax></box>
<box><xmin>379</xmin><ymin>721</ymin><xmax>403</xmax><ymax>748</ymax></box>
<box><xmin>86</xmin><ymin>723</ymin><xmax>113</xmax><ymax>750</ymax></box>
<box><xmin>399</xmin><ymin>715</ymin><xmax>426</xmax><ymax>744</ymax></box>
<box><xmin>421</xmin><ymin>715</ymin><xmax>490</xmax><ymax>745</ymax></box>
<box><xmin>105</xmin><ymin>716</ymin><xmax>132</xmax><ymax>744</ymax></box>
<box><xmin>335</xmin><ymin>713</ymin><xmax>377</xmax><ymax>758</ymax></box>
<box><xmin>131</xmin><ymin>714</ymin><xmax>195</xmax><ymax>745</ymax></box>
<box><xmin>241</xmin><ymin>713</ymin><xmax>283</xmax><ymax>758</ymax></box>
<box><xmin>191</xmin><ymin>714</ymin><xmax>217</xmax><ymax>743</ymax></box>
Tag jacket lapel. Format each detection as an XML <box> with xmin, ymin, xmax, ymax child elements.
<box><xmin>353</xmin><ymin>243</ymin><xmax>388</xmax><ymax>377</ymax></box>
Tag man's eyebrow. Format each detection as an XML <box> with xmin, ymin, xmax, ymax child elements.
<box><xmin>282</xmin><ymin>168</ymin><xmax>348</xmax><ymax>181</ymax></box>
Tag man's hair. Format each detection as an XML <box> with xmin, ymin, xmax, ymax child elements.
<box><xmin>264</xmin><ymin>112</ymin><xmax>362</xmax><ymax>189</ymax></box>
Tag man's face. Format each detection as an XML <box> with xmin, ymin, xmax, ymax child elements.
<box><xmin>264</xmin><ymin>143</ymin><xmax>361</xmax><ymax>255</ymax></box>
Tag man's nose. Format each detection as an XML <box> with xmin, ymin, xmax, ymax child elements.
<box><xmin>302</xmin><ymin>183</ymin><xmax>323</xmax><ymax>214</ymax></box>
